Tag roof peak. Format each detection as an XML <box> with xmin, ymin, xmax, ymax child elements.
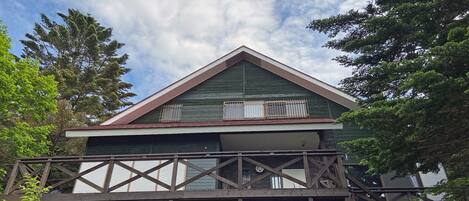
<box><xmin>101</xmin><ymin>47</ymin><xmax>357</xmax><ymax>125</ymax></box>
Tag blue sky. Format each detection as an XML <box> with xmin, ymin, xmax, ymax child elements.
<box><xmin>0</xmin><ymin>0</ymin><xmax>366</xmax><ymax>103</ymax></box>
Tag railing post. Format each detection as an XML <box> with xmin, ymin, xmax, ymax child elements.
<box><xmin>336</xmin><ymin>155</ymin><xmax>347</xmax><ymax>188</ymax></box>
<box><xmin>18</xmin><ymin>163</ymin><xmax>29</xmax><ymax>176</ymax></box>
<box><xmin>171</xmin><ymin>156</ymin><xmax>179</xmax><ymax>191</ymax></box>
<box><xmin>303</xmin><ymin>152</ymin><xmax>312</xmax><ymax>188</ymax></box>
<box><xmin>237</xmin><ymin>153</ymin><xmax>243</xmax><ymax>189</ymax></box>
<box><xmin>103</xmin><ymin>159</ymin><xmax>114</xmax><ymax>193</ymax></box>
<box><xmin>39</xmin><ymin>160</ymin><xmax>51</xmax><ymax>188</ymax></box>
<box><xmin>4</xmin><ymin>161</ymin><xmax>19</xmax><ymax>195</ymax></box>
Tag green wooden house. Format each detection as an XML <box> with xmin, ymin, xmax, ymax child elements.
<box><xmin>3</xmin><ymin>46</ymin><xmax>446</xmax><ymax>201</ymax></box>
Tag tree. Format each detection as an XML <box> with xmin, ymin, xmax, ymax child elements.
<box><xmin>0</xmin><ymin>22</ymin><xmax>57</xmax><ymax>191</ymax></box>
<box><xmin>309</xmin><ymin>0</ymin><xmax>469</xmax><ymax>199</ymax></box>
<box><xmin>21</xmin><ymin>9</ymin><xmax>135</xmax><ymax>122</ymax></box>
<box><xmin>21</xmin><ymin>9</ymin><xmax>136</xmax><ymax>156</ymax></box>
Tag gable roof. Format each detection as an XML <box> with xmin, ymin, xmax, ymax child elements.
<box><xmin>102</xmin><ymin>46</ymin><xmax>358</xmax><ymax>125</ymax></box>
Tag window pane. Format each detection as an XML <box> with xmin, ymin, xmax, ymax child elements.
<box><xmin>271</xmin><ymin>176</ymin><xmax>282</xmax><ymax>189</ymax></box>
<box><xmin>265</xmin><ymin>101</ymin><xmax>287</xmax><ymax>118</ymax></box>
<box><xmin>244</xmin><ymin>101</ymin><xmax>264</xmax><ymax>118</ymax></box>
<box><xmin>223</xmin><ymin>101</ymin><xmax>244</xmax><ymax>120</ymax></box>
<box><xmin>286</xmin><ymin>100</ymin><xmax>308</xmax><ymax>118</ymax></box>
<box><xmin>161</xmin><ymin>104</ymin><xmax>182</xmax><ymax>122</ymax></box>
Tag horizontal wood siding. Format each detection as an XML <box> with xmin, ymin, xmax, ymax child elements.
<box><xmin>130</xmin><ymin>60</ymin><xmax>371</xmax><ymax>154</ymax></box>
<box><xmin>133</xmin><ymin>61</ymin><xmax>334</xmax><ymax>123</ymax></box>
<box><xmin>185</xmin><ymin>159</ymin><xmax>217</xmax><ymax>190</ymax></box>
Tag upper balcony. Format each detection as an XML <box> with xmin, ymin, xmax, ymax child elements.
<box><xmin>3</xmin><ymin>150</ymin><xmax>350</xmax><ymax>201</ymax></box>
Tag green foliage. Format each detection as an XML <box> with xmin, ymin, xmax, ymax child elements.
<box><xmin>0</xmin><ymin>21</ymin><xmax>57</xmax><ymax>193</ymax></box>
<box><xmin>19</xmin><ymin>174</ymin><xmax>49</xmax><ymax>201</ymax></box>
<box><xmin>0</xmin><ymin>168</ymin><xmax>6</xmax><ymax>192</ymax></box>
<box><xmin>20</xmin><ymin>9</ymin><xmax>136</xmax><ymax>156</ymax></box>
<box><xmin>310</xmin><ymin>0</ymin><xmax>469</xmax><ymax>199</ymax></box>
<box><xmin>21</xmin><ymin>9</ymin><xmax>135</xmax><ymax>121</ymax></box>
<box><xmin>47</xmin><ymin>99</ymin><xmax>87</xmax><ymax>156</ymax></box>
<box><xmin>1</xmin><ymin>123</ymin><xmax>53</xmax><ymax>161</ymax></box>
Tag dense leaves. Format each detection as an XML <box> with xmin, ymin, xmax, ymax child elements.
<box><xmin>0</xmin><ymin>22</ymin><xmax>57</xmax><ymax>190</ymax></box>
<box><xmin>19</xmin><ymin>175</ymin><xmax>49</xmax><ymax>201</ymax></box>
<box><xmin>21</xmin><ymin>9</ymin><xmax>135</xmax><ymax>121</ymax></box>
<box><xmin>309</xmin><ymin>0</ymin><xmax>469</xmax><ymax>199</ymax></box>
<box><xmin>21</xmin><ymin>9</ymin><xmax>136</xmax><ymax>156</ymax></box>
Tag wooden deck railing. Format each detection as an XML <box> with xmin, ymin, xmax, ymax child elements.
<box><xmin>2</xmin><ymin>150</ymin><xmax>350</xmax><ymax>201</ymax></box>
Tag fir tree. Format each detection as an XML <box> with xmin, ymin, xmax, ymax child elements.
<box><xmin>309</xmin><ymin>1</ymin><xmax>469</xmax><ymax>199</ymax></box>
<box><xmin>21</xmin><ymin>9</ymin><xmax>135</xmax><ymax>122</ymax></box>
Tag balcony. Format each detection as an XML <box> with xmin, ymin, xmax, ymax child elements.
<box><xmin>2</xmin><ymin>150</ymin><xmax>350</xmax><ymax>201</ymax></box>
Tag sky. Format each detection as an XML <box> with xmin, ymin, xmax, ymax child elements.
<box><xmin>0</xmin><ymin>0</ymin><xmax>367</xmax><ymax>103</ymax></box>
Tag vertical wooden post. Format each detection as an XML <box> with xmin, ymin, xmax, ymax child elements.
<box><xmin>336</xmin><ymin>155</ymin><xmax>347</xmax><ymax>188</ymax></box>
<box><xmin>4</xmin><ymin>161</ymin><xmax>19</xmax><ymax>195</ymax></box>
<box><xmin>171</xmin><ymin>157</ymin><xmax>179</xmax><ymax>191</ymax></box>
<box><xmin>303</xmin><ymin>153</ymin><xmax>312</xmax><ymax>188</ymax></box>
<box><xmin>237</xmin><ymin>154</ymin><xmax>243</xmax><ymax>189</ymax></box>
<box><xmin>39</xmin><ymin>161</ymin><xmax>51</xmax><ymax>188</ymax></box>
<box><xmin>18</xmin><ymin>163</ymin><xmax>29</xmax><ymax>176</ymax></box>
<box><xmin>103</xmin><ymin>160</ymin><xmax>114</xmax><ymax>193</ymax></box>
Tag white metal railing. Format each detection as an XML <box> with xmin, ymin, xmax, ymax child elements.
<box><xmin>223</xmin><ymin>100</ymin><xmax>308</xmax><ymax>120</ymax></box>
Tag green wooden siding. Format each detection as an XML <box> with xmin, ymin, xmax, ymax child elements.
<box><xmin>133</xmin><ymin>61</ymin><xmax>333</xmax><ymax>123</ymax></box>
<box><xmin>131</xmin><ymin>60</ymin><xmax>369</xmax><ymax>148</ymax></box>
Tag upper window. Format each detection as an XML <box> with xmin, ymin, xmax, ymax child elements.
<box><xmin>223</xmin><ymin>101</ymin><xmax>244</xmax><ymax>120</ymax></box>
<box><xmin>160</xmin><ymin>104</ymin><xmax>183</xmax><ymax>122</ymax></box>
<box><xmin>223</xmin><ymin>100</ymin><xmax>308</xmax><ymax>120</ymax></box>
<box><xmin>244</xmin><ymin>101</ymin><xmax>264</xmax><ymax>119</ymax></box>
<box><xmin>286</xmin><ymin>100</ymin><xmax>308</xmax><ymax>118</ymax></box>
<box><xmin>265</xmin><ymin>101</ymin><xmax>287</xmax><ymax>118</ymax></box>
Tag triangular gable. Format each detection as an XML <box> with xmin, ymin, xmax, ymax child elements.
<box><xmin>102</xmin><ymin>46</ymin><xmax>357</xmax><ymax>125</ymax></box>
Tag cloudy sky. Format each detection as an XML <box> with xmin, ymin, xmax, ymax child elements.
<box><xmin>0</xmin><ymin>0</ymin><xmax>366</xmax><ymax>103</ymax></box>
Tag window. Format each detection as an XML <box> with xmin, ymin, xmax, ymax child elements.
<box><xmin>223</xmin><ymin>100</ymin><xmax>308</xmax><ymax>120</ymax></box>
<box><xmin>271</xmin><ymin>175</ymin><xmax>283</xmax><ymax>189</ymax></box>
<box><xmin>223</xmin><ymin>101</ymin><xmax>244</xmax><ymax>120</ymax></box>
<box><xmin>265</xmin><ymin>101</ymin><xmax>287</xmax><ymax>118</ymax></box>
<box><xmin>265</xmin><ymin>100</ymin><xmax>308</xmax><ymax>118</ymax></box>
<box><xmin>160</xmin><ymin>104</ymin><xmax>182</xmax><ymax>122</ymax></box>
<box><xmin>286</xmin><ymin>100</ymin><xmax>308</xmax><ymax>118</ymax></box>
<box><xmin>243</xmin><ymin>101</ymin><xmax>264</xmax><ymax>119</ymax></box>
<box><xmin>224</xmin><ymin>101</ymin><xmax>264</xmax><ymax>119</ymax></box>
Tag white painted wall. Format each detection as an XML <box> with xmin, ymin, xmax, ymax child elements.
<box><xmin>281</xmin><ymin>169</ymin><xmax>306</xmax><ymax>189</ymax></box>
<box><xmin>73</xmin><ymin>160</ymin><xmax>187</xmax><ymax>193</ymax></box>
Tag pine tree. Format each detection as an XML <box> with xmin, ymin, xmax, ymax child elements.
<box><xmin>309</xmin><ymin>0</ymin><xmax>469</xmax><ymax>199</ymax></box>
<box><xmin>21</xmin><ymin>9</ymin><xmax>135</xmax><ymax>122</ymax></box>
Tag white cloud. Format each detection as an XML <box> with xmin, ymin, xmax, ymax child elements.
<box><xmin>64</xmin><ymin>0</ymin><xmax>354</xmax><ymax>101</ymax></box>
<box><xmin>339</xmin><ymin>0</ymin><xmax>370</xmax><ymax>13</ymax></box>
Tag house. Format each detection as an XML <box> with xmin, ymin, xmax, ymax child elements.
<box><xmin>2</xmin><ymin>46</ymin><xmax>443</xmax><ymax>201</ymax></box>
